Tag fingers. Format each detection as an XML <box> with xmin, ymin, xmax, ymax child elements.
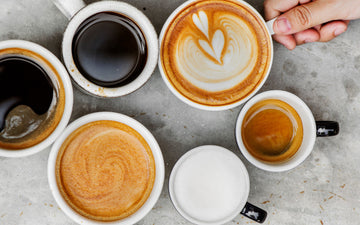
<box><xmin>264</xmin><ymin>0</ymin><xmax>312</xmax><ymax>20</ymax></box>
<box><xmin>274</xmin><ymin>20</ymin><xmax>348</xmax><ymax>50</ymax></box>
<box><xmin>293</xmin><ymin>28</ymin><xmax>320</xmax><ymax>45</ymax></box>
<box><xmin>316</xmin><ymin>20</ymin><xmax>349</xmax><ymax>42</ymax></box>
<box><xmin>272</xmin><ymin>29</ymin><xmax>320</xmax><ymax>50</ymax></box>
<box><xmin>272</xmin><ymin>1</ymin><xmax>340</xmax><ymax>35</ymax></box>
<box><xmin>272</xmin><ymin>34</ymin><xmax>297</xmax><ymax>50</ymax></box>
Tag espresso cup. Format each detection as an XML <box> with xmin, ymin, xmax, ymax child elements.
<box><xmin>169</xmin><ymin>145</ymin><xmax>267</xmax><ymax>224</ymax></box>
<box><xmin>235</xmin><ymin>90</ymin><xmax>339</xmax><ymax>172</ymax></box>
<box><xmin>159</xmin><ymin>0</ymin><xmax>275</xmax><ymax>111</ymax></box>
<box><xmin>52</xmin><ymin>0</ymin><xmax>158</xmax><ymax>97</ymax></box>
<box><xmin>48</xmin><ymin>112</ymin><xmax>164</xmax><ymax>225</ymax></box>
<box><xmin>0</xmin><ymin>40</ymin><xmax>73</xmax><ymax>157</ymax></box>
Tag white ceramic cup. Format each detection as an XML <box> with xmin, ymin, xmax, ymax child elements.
<box><xmin>158</xmin><ymin>0</ymin><xmax>275</xmax><ymax>111</ymax></box>
<box><xmin>52</xmin><ymin>0</ymin><xmax>158</xmax><ymax>97</ymax></box>
<box><xmin>235</xmin><ymin>90</ymin><xmax>339</xmax><ymax>172</ymax></box>
<box><xmin>48</xmin><ymin>112</ymin><xmax>165</xmax><ymax>225</ymax></box>
<box><xmin>0</xmin><ymin>40</ymin><xmax>73</xmax><ymax>158</ymax></box>
<box><xmin>169</xmin><ymin>145</ymin><xmax>267</xmax><ymax>224</ymax></box>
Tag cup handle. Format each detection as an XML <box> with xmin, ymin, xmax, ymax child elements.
<box><xmin>51</xmin><ymin>0</ymin><xmax>86</xmax><ymax>19</ymax></box>
<box><xmin>266</xmin><ymin>17</ymin><xmax>277</xmax><ymax>35</ymax></box>
<box><xmin>316</xmin><ymin>121</ymin><xmax>339</xmax><ymax>137</ymax></box>
<box><xmin>240</xmin><ymin>202</ymin><xmax>267</xmax><ymax>223</ymax></box>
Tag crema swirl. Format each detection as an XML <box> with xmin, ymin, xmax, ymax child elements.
<box><xmin>56</xmin><ymin>120</ymin><xmax>155</xmax><ymax>221</ymax></box>
<box><xmin>161</xmin><ymin>0</ymin><xmax>272</xmax><ymax>106</ymax></box>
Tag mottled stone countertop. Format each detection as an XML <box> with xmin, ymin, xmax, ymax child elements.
<box><xmin>1</xmin><ymin>0</ymin><xmax>360</xmax><ymax>225</ymax></box>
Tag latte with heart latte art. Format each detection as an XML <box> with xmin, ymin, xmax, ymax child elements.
<box><xmin>160</xmin><ymin>0</ymin><xmax>272</xmax><ymax>107</ymax></box>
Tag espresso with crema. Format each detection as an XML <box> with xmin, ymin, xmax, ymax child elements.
<box><xmin>55</xmin><ymin>120</ymin><xmax>155</xmax><ymax>221</ymax></box>
<box><xmin>241</xmin><ymin>99</ymin><xmax>303</xmax><ymax>163</ymax></box>
<box><xmin>0</xmin><ymin>48</ymin><xmax>65</xmax><ymax>150</ymax></box>
<box><xmin>160</xmin><ymin>0</ymin><xmax>272</xmax><ymax>106</ymax></box>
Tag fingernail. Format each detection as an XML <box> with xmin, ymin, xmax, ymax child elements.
<box><xmin>275</xmin><ymin>18</ymin><xmax>291</xmax><ymax>34</ymax></box>
<box><xmin>334</xmin><ymin>28</ymin><xmax>345</xmax><ymax>36</ymax></box>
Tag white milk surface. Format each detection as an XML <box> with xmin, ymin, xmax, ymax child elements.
<box><xmin>171</xmin><ymin>146</ymin><xmax>249</xmax><ymax>224</ymax></box>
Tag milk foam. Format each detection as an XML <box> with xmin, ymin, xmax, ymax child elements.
<box><xmin>176</xmin><ymin>11</ymin><xmax>258</xmax><ymax>92</ymax></box>
<box><xmin>172</xmin><ymin>148</ymin><xmax>248</xmax><ymax>223</ymax></box>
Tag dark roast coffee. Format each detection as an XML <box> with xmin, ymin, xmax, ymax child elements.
<box><xmin>0</xmin><ymin>48</ymin><xmax>65</xmax><ymax>150</ymax></box>
<box><xmin>0</xmin><ymin>57</ymin><xmax>53</xmax><ymax>131</ymax></box>
<box><xmin>72</xmin><ymin>12</ymin><xmax>147</xmax><ymax>87</ymax></box>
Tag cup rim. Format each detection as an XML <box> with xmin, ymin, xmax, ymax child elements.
<box><xmin>62</xmin><ymin>1</ymin><xmax>158</xmax><ymax>98</ymax></box>
<box><xmin>169</xmin><ymin>145</ymin><xmax>250</xmax><ymax>225</ymax></box>
<box><xmin>47</xmin><ymin>112</ymin><xmax>164</xmax><ymax>225</ymax></box>
<box><xmin>0</xmin><ymin>40</ymin><xmax>73</xmax><ymax>157</ymax></box>
<box><xmin>158</xmin><ymin>0</ymin><xmax>274</xmax><ymax>111</ymax></box>
<box><xmin>235</xmin><ymin>90</ymin><xmax>317</xmax><ymax>172</ymax></box>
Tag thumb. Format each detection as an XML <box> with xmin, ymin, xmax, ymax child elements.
<box><xmin>273</xmin><ymin>1</ymin><xmax>339</xmax><ymax>35</ymax></box>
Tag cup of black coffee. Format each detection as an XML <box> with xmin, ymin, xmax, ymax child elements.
<box><xmin>0</xmin><ymin>40</ymin><xmax>73</xmax><ymax>157</ymax></box>
<box><xmin>52</xmin><ymin>0</ymin><xmax>158</xmax><ymax>97</ymax></box>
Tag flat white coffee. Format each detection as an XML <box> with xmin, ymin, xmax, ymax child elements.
<box><xmin>170</xmin><ymin>146</ymin><xmax>249</xmax><ymax>224</ymax></box>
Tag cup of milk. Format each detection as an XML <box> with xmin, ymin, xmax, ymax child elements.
<box><xmin>169</xmin><ymin>145</ymin><xmax>267</xmax><ymax>224</ymax></box>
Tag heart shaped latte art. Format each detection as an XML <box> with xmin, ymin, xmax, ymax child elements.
<box><xmin>193</xmin><ymin>11</ymin><xmax>225</xmax><ymax>63</ymax></box>
<box><xmin>161</xmin><ymin>0</ymin><xmax>271</xmax><ymax>106</ymax></box>
<box><xmin>176</xmin><ymin>10</ymin><xmax>259</xmax><ymax>92</ymax></box>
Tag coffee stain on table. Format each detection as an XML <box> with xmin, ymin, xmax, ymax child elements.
<box><xmin>261</xmin><ymin>200</ymin><xmax>270</xmax><ymax>204</ymax></box>
<box><xmin>329</xmin><ymin>192</ymin><xmax>345</xmax><ymax>201</ymax></box>
<box><xmin>340</xmin><ymin>184</ymin><xmax>346</xmax><ymax>188</ymax></box>
<box><xmin>300</xmin><ymin>191</ymin><xmax>305</xmax><ymax>194</ymax></box>
<box><xmin>313</xmin><ymin>189</ymin><xmax>346</xmax><ymax>201</ymax></box>
<box><xmin>320</xmin><ymin>219</ymin><xmax>324</xmax><ymax>225</ymax></box>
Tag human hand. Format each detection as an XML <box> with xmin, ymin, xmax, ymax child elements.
<box><xmin>264</xmin><ymin>0</ymin><xmax>360</xmax><ymax>50</ymax></box>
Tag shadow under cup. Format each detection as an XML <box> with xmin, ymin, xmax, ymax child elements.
<box><xmin>0</xmin><ymin>43</ymin><xmax>69</xmax><ymax>154</ymax></box>
<box><xmin>159</xmin><ymin>0</ymin><xmax>273</xmax><ymax>110</ymax></box>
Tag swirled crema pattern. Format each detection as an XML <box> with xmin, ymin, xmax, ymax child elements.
<box><xmin>161</xmin><ymin>0</ymin><xmax>271</xmax><ymax>106</ymax></box>
<box><xmin>56</xmin><ymin>121</ymin><xmax>155</xmax><ymax>221</ymax></box>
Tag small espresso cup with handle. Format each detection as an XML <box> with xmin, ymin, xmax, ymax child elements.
<box><xmin>159</xmin><ymin>0</ymin><xmax>276</xmax><ymax>111</ymax></box>
<box><xmin>51</xmin><ymin>0</ymin><xmax>158</xmax><ymax>97</ymax></box>
<box><xmin>0</xmin><ymin>40</ymin><xmax>73</xmax><ymax>157</ymax></box>
<box><xmin>235</xmin><ymin>90</ymin><xmax>339</xmax><ymax>172</ymax></box>
<box><xmin>169</xmin><ymin>145</ymin><xmax>267</xmax><ymax>224</ymax></box>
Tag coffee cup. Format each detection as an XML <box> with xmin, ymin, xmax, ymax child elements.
<box><xmin>48</xmin><ymin>112</ymin><xmax>164</xmax><ymax>225</ymax></box>
<box><xmin>51</xmin><ymin>0</ymin><xmax>158</xmax><ymax>97</ymax></box>
<box><xmin>235</xmin><ymin>90</ymin><xmax>339</xmax><ymax>172</ymax></box>
<box><xmin>0</xmin><ymin>40</ymin><xmax>73</xmax><ymax>157</ymax></box>
<box><xmin>169</xmin><ymin>145</ymin><xmax>267</xmax><ymax>224</ymax></box>
<box><xmin>159</xmin><ymin>0</ymin><xmax>275</xmax><ymax>111</ymax></box>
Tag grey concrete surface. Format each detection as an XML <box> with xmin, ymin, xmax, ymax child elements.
<box><xmin>1</xmin><ymin>0</ymin><xmax>360</xmax><ymax>224</ymax></box>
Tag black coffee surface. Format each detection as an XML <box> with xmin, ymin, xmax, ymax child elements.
<box><xmin>72</xmin><ymin>12</ymin><xmax>147</xmax><ymax>87</ymax></box>
<box><xmin>0</xmin><ymin>57</ymin><xmax>53</xmax><ymax>131</ymax></box>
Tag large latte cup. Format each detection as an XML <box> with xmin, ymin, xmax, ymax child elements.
<box><xmin>48</xmin><ymin>112</ymin><xmax>164</xmax><ymax>225</ymax></box>
<box><xmin>51</xmin><ymin>0</ymin><xmax>158</xmax><ymax>97</ymax></box>
<box><xmin>159</xmin><ymin>0</ymin><xmax>275</xmax><ymax>111</ymax></box>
